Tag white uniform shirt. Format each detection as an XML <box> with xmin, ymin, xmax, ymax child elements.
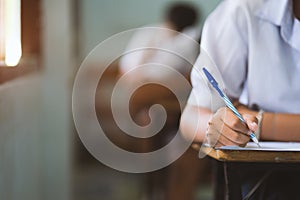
<box><xmin>188</xmin><ymin>0</ymin><xmax>300</xmax><ymax>114</ymax></box>
<box><xmin>119</xmin><ymin>24</ymin><xmax>200</xmax><ymax>79</ymax></box>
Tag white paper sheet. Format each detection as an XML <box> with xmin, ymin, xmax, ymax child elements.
<box><xmin>216</xmin><ymin>142</ymin><xmax>300</xmax><ymax>151</ymax></box>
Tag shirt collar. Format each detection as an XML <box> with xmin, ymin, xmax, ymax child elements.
<box><xmin>256</xmin><ymin>0</ymin><xmax>300</xmax><ymax>52</ymax></box>
<box><xmin>255</xmin><ymin>0</ymin><xmax>290</xmax><ymax>26</ymax></box>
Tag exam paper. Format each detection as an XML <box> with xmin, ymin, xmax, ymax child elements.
<box><xmin>217</xmin><ymin>142</ymin><xmax>300</xmax><ymax>151</ymax></box>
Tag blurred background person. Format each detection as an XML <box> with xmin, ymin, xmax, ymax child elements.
<box><xmin>119</xmin><ymin>2</ymin><xmax>200</xmax><ymax>81</ymax></box>
<box><xmin>118</xmin><ymin>3</ymin><xmax>211</xmax><ymax>200</ymax></box>
<box><xmin>119</xmin><ymin>2</ymin><xmax>200</xmax><ymax>120</ymax></box>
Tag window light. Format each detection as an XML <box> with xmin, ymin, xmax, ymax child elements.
<box><xmin>0</xmin><ymin>0</ymin><xmax>22</xmax><ymax>67</ymax></box>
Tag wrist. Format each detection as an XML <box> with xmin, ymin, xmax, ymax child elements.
<box><xmin>236</xmin><ymin>103</ymin><xmax>258</xmax><ymax>116</ymax></box>
<box><xmin>255</xmin><ymin>110</ymin><xmax>264</xmax><ymax>140</ymax></box>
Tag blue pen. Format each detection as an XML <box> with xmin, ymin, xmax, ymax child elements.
<box><xmin>202</xmin><ymin>67</ymin><xmax>261</xmax><ymax>147</ymax></box>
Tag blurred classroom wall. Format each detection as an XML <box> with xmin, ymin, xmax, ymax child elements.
<box><xmin>0</xmin><ymin>0</ymin><xmax>221</xmax><ymax>200</ymax></box>
<box><xmin>78</xmin><ymin>0</ymin><xmax>221</xmax><ymax>62</ymax></box>
<box><xmin>0</xmin><ymin>0</ymin><xmax>73</xmax><ymax>199</ymax></box>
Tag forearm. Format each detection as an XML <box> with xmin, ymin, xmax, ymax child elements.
<box><xmin>181</xmin><ymin>103</ymin><xmax>300</xmax><ymax>145</ymax></box>
<box><xmin>261</xmin><ymin>112</ymin><xmax>300</xmax><ymax>142</ymax></box>
<box><xmin>180</xmin><ymin>105</ymin><xmax>212</xmax><ymax>142</ymax></box>
<box><xmin>237</xmin><ymin>104</ymin><xmax>300</xmax><ymax>142</ymax></box>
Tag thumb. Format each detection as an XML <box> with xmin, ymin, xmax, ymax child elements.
<box><xmin>242</xmin><ymin>114</ymin><xmax>258</xmax><ymax>133</ymax></box>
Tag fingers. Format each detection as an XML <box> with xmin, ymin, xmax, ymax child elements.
<box><xmin>216</xmin><ymin>134</ymin><xmax>248</xmax><ymax>148</ymax></box>
<box><xmin>217</xmin><ymin>107</ymin><xmax>249</xmax><ymax>134</ymax></box>
<box><xmin>243</xmin><ymin>114</ymin><xmax>258</xmax><ymax>133</ymax></box>
<box><xmin>221</xmin><ymin>123</ymin><xmax>250</xmax><ymax>145</ymax></box>
<box><xmin>206</xmin><ymin>120</ymin><xmax>250</xmax><ymax>147</ymax></box>
<box><xmin>206</xmin><ymin>107</ymin><xmax>257</xmax><ymax>147</ymax></box>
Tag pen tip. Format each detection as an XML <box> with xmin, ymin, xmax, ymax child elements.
<box><xmin>257</xmin><ymin>143</ymin><xmax>261</xmax><ymax>148</ymax></box>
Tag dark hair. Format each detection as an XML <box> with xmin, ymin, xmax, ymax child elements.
<box><xmin>165</xmin><ymin>3</ymin><xmax>198</xmax><ymax>32</ymax></box>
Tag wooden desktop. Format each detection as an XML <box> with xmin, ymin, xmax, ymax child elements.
<box><xmin>192</xmin><ymin>142</ymin><xmax>300</xmax><ymax>200</ymax></box>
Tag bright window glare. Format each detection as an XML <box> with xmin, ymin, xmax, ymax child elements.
<box><xmin>0</xmin><ymin>0</ymin><xmax>22</xmax><ymax>67</ymax></box>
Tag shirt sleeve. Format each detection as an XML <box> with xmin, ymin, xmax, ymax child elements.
<box><xmin>147</xmin><ymin>27</ymin><xmax>200</xmax><ymax>77</ymax></box>
<box><xmin>119</xmin><ymin>27</ymin><xmax>155</xmax><ymax>75</ymax></box>
<box><xmin>188</xmin><ymin>0</ymin><xmax>249</xmax><ymax>111</ymax></box>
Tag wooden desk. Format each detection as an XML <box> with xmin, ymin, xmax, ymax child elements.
<box><xmin>192</xmin><ymin>142</ymin><xmax>300</xmax><ymax>200</ymax></box>
<box><xmin>198</xmin><ymin>145</ymin><xmax>300</xmax><ymax>163</ymax></box>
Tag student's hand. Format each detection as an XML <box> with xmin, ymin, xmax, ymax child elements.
<box><xmin>206</xmin><ymin>107</ymin><xmax>258</xmax><ymax>147</ymax></box>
